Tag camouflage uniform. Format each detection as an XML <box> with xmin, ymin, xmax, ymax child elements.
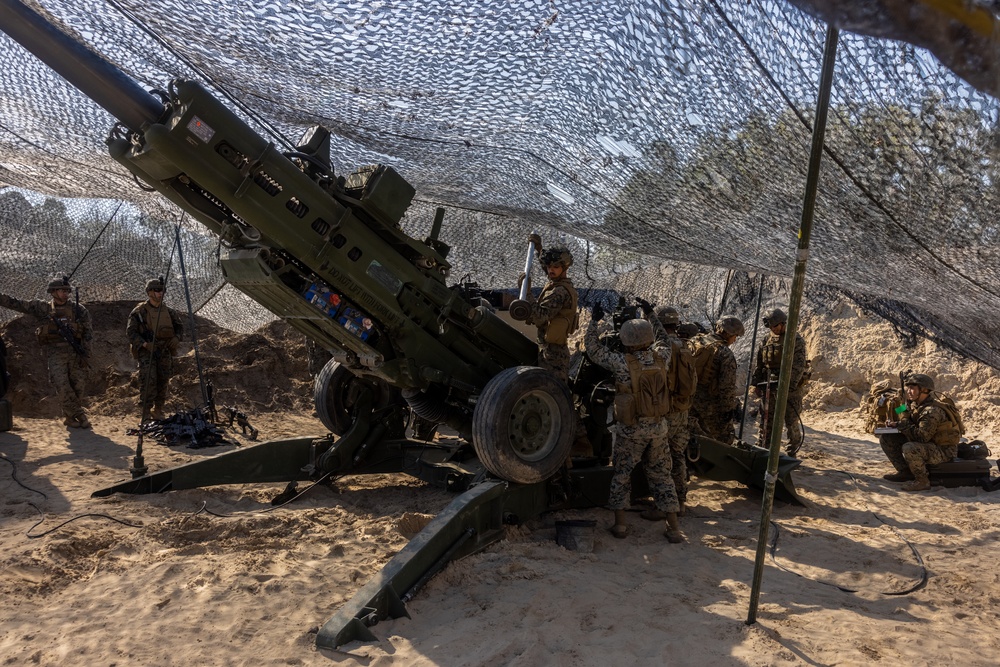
<box><xmin>525</xmin><ymin>276</ymin><xmax>578</xmax><ymax>383</ymax></box>
<box><xmin>584</xmin><ymin>317</ymin><xmax>679</xmax><ymax>514</ymax></box>
<box><xmin>751</xmin><ymin>330</ymin><xmax>807</xmax><ymax>448</ymax></box>
<box><xmin>880</xmin><ymin>398</ymin><xmax>960</xmax><ymax>479</ymax></box>
<box><xmin>0</xmin><ymin>292</ymin><xmax>92</xmax><ymax>423</ymax></box>
<box><xmin>127</xmin><ymin>299</ymin><xmax>183</xmax><ymax>418</ymax></box>
<box><xmin>689</xmin><ymin>332</ymin><xmax>740</xmax><ymax>445</ymax></box>
<box><xmin>655</xmin><ymin>327</ymin><xmax>692</xmax><ymax>505</ymax></box>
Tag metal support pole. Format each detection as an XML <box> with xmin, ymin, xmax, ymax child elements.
<box><xmin>747</xmin><ymin>25</ymin><xmax>839</xmax><ymax>625</ymax></box>
<box><xmin>738</xmin><ymin>275</ymin><xmax>765</xmax><ymax>443</ymax></box>
<box><xmin>175</xmin><ymin>225</ymin><xmax>210</xmax><ymax>409</ymax></box>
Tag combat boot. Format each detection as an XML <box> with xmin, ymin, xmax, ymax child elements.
<box><xmin>75</xmin><ymin>414</ymin><xmax>91</xmax><ymax>429</ymax></box>
<box><xmin>62</xmin><ymin>416</ymin><xmax>79</xmax><ymax>428</ymax></box>
<box><xmin>141</xmin><ymin>406</ymin><xmax>152</xmax><ymax>423</ymax></box>
<box><xmin>901</xmin><ymin>470</ymin><xmax>931</xmax><ymax>492</ymax></box>
<box><xmin>883</xmin><ymin>471</ymin><xmax>915</xmax><ymax>482</ymax></box>
<box><xmin>664</xmin><ymin>512</ymin><xmax>684</xmax><ymax>543</ymax></box>
<box><xmin>610</xmin><ymin>509</ymin><xmax>630</xmax><ymax>539</ymax></box>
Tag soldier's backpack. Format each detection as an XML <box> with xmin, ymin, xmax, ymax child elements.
<box><xmin>614</xmin><ymin>352</ymin><xmax>669</xmax><ymax>426</ymax></box>
<box><xmin>862</xmin><ymin>380</ymin><xmax>903</xmax><ymax>434</ymax></box>
<box><xmin>688</xmin><ymin>334</ymin><xmax>723</xmax><ymax>387</ymax></box>
<box><xmin>667</xmin><ymin>338</ymin><xmax>698</xmax><ymax>412</ymax></box>
<box><xmin>931</xmin><ymin>391</ymin><xmax>966</xmax><ymax>436</ymax></box>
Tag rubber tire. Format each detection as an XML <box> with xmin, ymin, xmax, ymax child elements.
<box><xmin>313</xmin><ymin>359</ymin><xmax>397</xmax><ymax>435</ymax></box>
<box><xmin>472</xmin><ymin>366</ymin><xmax>574</xmax><ymax>484</ymax></box>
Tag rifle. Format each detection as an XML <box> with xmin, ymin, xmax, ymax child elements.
<box><xmin>49</xmin><ymin>292</ymin><xmax>88</xmax><ymax>358</ymax></box>
<box><xmin>223</xmin><ymin>405</ymin><xmax>259</xmax><ymax>440</ymax></box>
<box><xmin>894</xmin><ymin>369</ymin><xmax>912</xmax><ymax>422</ymax></box>
<box><xmin>131</xmin><ymin>310</ymin><xmax>162</xmax><ymax>360</ymax></box>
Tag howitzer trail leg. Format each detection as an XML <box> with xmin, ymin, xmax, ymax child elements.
<box><xmin>316</xmin><ymin>479</ymin><xmax>550</xmax><ymax>650</ymax></box>
<box><xmin>686</xmin><ymin>436</ymin><xmax>805</xmax><ymax>505</ymax></box>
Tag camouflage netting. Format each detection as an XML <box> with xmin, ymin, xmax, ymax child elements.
<box><xmin>0</xmin><ymin>1</ymin><xmax>998</xmax><ymax>365</ymax></box>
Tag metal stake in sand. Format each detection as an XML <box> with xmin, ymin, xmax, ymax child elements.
<box><xmin>130</xmin><ymin>431</ymin><xmax>148</xmax><ymax>478</ymax></box>
<box><xmin>746</xmin><ymin>24</ymin><xmax>839</xmax><ymax>625</ymax></box>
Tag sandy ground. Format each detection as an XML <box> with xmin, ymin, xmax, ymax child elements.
<box><xmin>2</xmin><ymin>406</ymin><xmax>999</xmax><ymax>667</ymax></box>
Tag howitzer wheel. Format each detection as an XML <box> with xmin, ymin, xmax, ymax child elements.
<box><xmin>314</xmin><ymin>360</ymin><xmax>400</xmax><ymax>435</ymax></box>
<box><xmin>472</xmin><ymin>366</ymin><xmax>574</xmax><ymax>484</ymax></box>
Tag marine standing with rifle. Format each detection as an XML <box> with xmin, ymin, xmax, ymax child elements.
<box><xmin>127</xmin><ymin>277</ymin><xmax>183</xmax><ymax>421</ymax></box>
<box><xmin>0</xmin><ymin>276</ymin><xmax>92</xmax><ymax>428</ymax></box>
<box><xmin>750</xmin><ymin>308</ymin><xmax>807</xmax><ymax>455</ymax></box>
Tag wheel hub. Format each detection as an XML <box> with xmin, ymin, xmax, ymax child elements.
<box><xmin>507</xmin><ymin>390</ymin><xmax>560</xmax><ymax>462</ymax></box>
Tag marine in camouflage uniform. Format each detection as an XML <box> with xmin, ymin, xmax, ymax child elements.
<box><xmin>880</xmin><ymin>373</ymin><xmax>960</xmax><ymax>491</ymax></box>
<box><xmin>523</xmin><ymin>246</ymin><xmax>578</xmax><ymax>384</ymax></box>
<box><xmin>688</xmin><ymin>317</ymin><xmax>745</xmax><ymax>446</ymax></box>
<box><xmin>584</xmin><ymin>305</ymin><xmax>682</xmax><ymax>542</ymax></box>
<box><xmin>127</xmin><ymin>278</ymin><xmax>184</xmax><ymax>421</ymax></box>
<box><xmin>654</xmin><ymin>305</ymin><xmax>692</xmax><ymax>510</ymax></box>
<box><xmin>0</xmin><ymin>276</ymin><xmax>92</xmax><ymax>428</ymax></box>
<box><xmin>750</xmin><ymin>308</ymin><xmax>807</xmax><ymax>454</ymax></box>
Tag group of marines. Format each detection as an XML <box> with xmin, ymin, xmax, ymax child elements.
<box><xmin>511</xmin><ymin>244</ymin><xmax>810</xmax><ymax>542</ymax></box>
<box><xmin>0</xmin><ymin>276</ymin><xmax>183</xmax><ymax>427</ymax></box>
<box><xmin>2</xmin><ymin>259</ymin><xmax>961</xmax><ymax>530</ymax></box>
<box><xmin>512</xmin><ymin>243</ymin><xmax>963</xmax><ymax>541</ymax></box>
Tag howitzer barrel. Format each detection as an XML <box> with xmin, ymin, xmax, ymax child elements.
<box><xmin>507</xmin><ymin>237</ymin><xmax>537</xmax><ymax>322</ymax></box>
<box><xmin>518</xmin><ymin>239</ymin><xmax>535</xmax><ymax>301</ymax></box>
<box><xmin>0</xmin><ymin>0</ymin><xmax>164</xmax><ymax>133</ymax></box>
<box><xmin>2</xmin><ymin>0</ymin><xmax>540</xmax><ymax>398</ymax></box>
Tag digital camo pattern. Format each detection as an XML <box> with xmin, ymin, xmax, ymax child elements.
<box><xmin>689</xmin><ymin>333</ymin><xmax>740</xmax><ymax>445</ymax></box>
<box><xmin>878</xmin><ymin>432</ymin><xmax>910</xmax><ymax>474</ymax></box>
<box><xmin>882</xmin><ymin>398</ymin><xmax>961</xmax><ymax>476</ymax></box>
<box><xmin>135</xmin><ymin>352</ymin><xmax>173</xmax><ymax>413</ymax></box>
<box><xmin>902</xmin><ymin>441</ymin><xmax>956</xmax><ymax>477</ymax></box>
<box><xmin>0</xmin><ymin>293</ymin><xmax>90</xmax><ymax>418</ymax></box>
<box><xmin>759</xmin><ymin>386</ymin><xmax>805</xmax><ymax>447</ymax></box>
<box><xmin>0</xmin><ymin>1</ymin><xmax>998</xmax><ymax>370</ymax></box>
<box><xmin>752</xmin><ymin>330</ymin><xmax>807</xmax><ymax>446</ymax></box>
<box><xmin>127</xmin><ymin>300</ymin><xmax>183</xmax><ymax>413</ymax></box>
<box><xmin>751</xmin><ymin>331</ymin><xmax>807</xmax><ymax>389</ymax></box>
<box><xmin>607</xmin><ymin>427</ymin><xmax>679</xmax><ymax>514</ymax></box>
<box><xmin>585</xmin><ymin>315</ymin><xmax>678</xmax><ymax>512</ymax></box>
<box><xmin>665</xmin><ymin>409</ymin><xmax>690</xmax><ymax>504</ymax></box>
<box><xmin>528</xmin><ymin>277</ymin><xmax>576</xmax><ymax>383</ymax></box>
<box><xmin>897</xmin><ymin>400</ymin><xmax>962</xmax><ymax>447</ymax></box>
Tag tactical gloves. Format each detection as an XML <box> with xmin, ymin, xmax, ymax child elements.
<box><xmin>634</xmin><ymin>296</ymin><xmax>654</xmax><ymax>317</ymax></box>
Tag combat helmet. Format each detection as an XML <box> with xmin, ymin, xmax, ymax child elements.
<box><xmin>716</xmin><ymin>316</ymin><xmax>745</xmax><ymax>337</ymax></box>
<box><xmin>619</xmin><ymin>319</ymin><xmax>654</xmax><ymax>348</ymax></box>
<box><xmin>46</xmin><ymin>276</ymin><xmax>72</xmax><ymax>293</ymax></box>
<box><xmin>145</xmin><ymin>277</ymin><xmax>166</xmax><ymax>292</ymax></box>
<box><xmin>655</xmin><ymin>305</ymin><xmax>680</xmax><ymax>327</ymax></box>
<box><xmin>763</xmin><ymin>308</ymin><xmax>787</xmax><ymax>327</ymax></box>
<box><xmin>904</xmin><ymin>373</ymin><xmax>935</xmax><ymax>392</ymax></box>
<box><xmin>677</xmin><ymin>322</ymin><xmax>700</xmax><ymax>339</ymax></box>
<box><xmin>539</xmin><ymin>246</ymin><xmax>573</xmax><ymax>268</ymax></box>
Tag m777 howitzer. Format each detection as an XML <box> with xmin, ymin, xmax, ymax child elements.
<box><xmin>1</xmin><ymin>0</ymin><xmax>802</xmax><ymax>650</ymax></box>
